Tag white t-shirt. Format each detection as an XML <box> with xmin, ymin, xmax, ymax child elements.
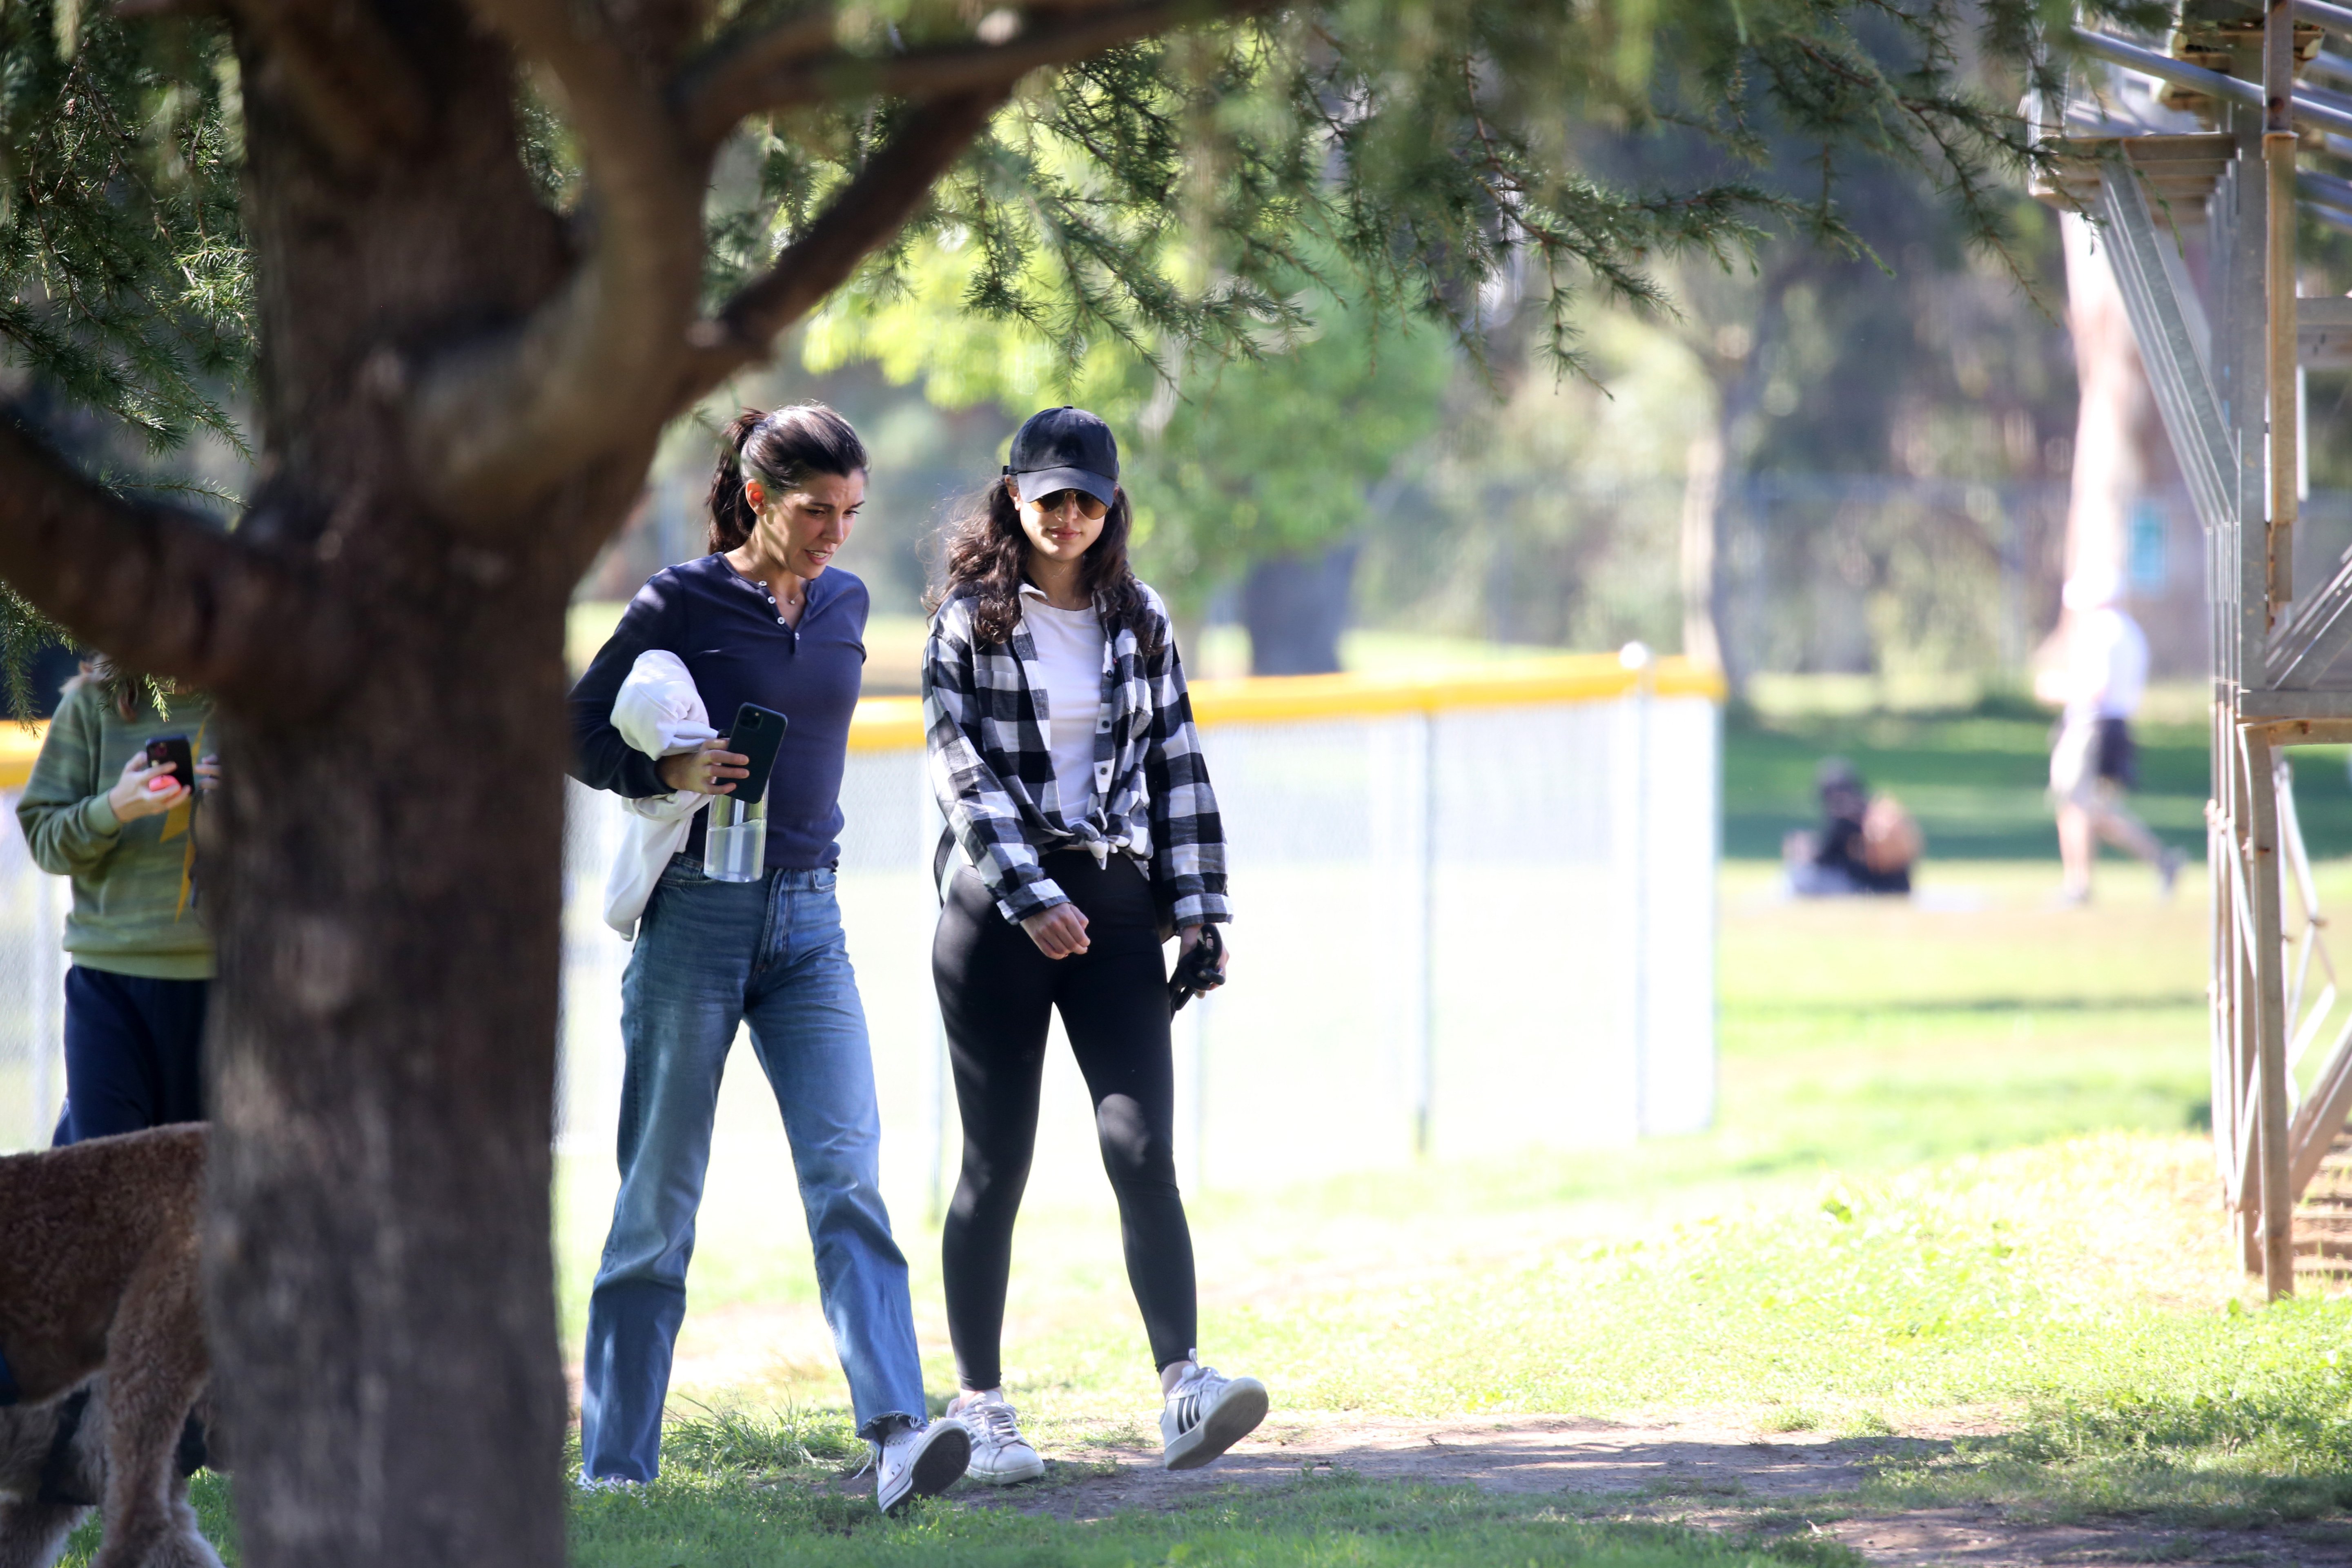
<box><xmin>2063</xmin><ymin>606</ymin><xmax>2149</xmax><ymax>724</ymax></box>
<box><xmin>1019</xmin><ymin>586</ymin><xmax>1108</xmax><ymax>817</ymax></box>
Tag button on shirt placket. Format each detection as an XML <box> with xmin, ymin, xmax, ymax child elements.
<box><xmin>761</xmin><ymin>581</ymin><xmax>795</xmax><ymax>639</ymax></box>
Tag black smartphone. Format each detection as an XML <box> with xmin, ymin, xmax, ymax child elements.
<box><xmin>144</xmin><ymin>734</ymin><xmax>194</xmax><ymax>793</ymax></box>
<box><xmin>725</xmin><ymin>703</ymin><xmax>790</xmax><ymax>806</ymax></box>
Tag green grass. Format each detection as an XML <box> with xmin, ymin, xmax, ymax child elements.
<box><xmin>71</xmin><ymin>700</ymin><xmax>2352</xmax><ymax>1563</ymax></box>
<box><xmin>1722</xmin><ymin>693</ymin><xmax>2352</xmax><ymax>861</ymax></box>
<box><xmin>65</xmin><ymin>1465</ymin><xmax>1864</xmax><ymax>1568</ymax></box>
<box><xmin>568</xmin><ymin>1468</ymin><xmax>1862</xmax><ymax>1568</ymax></box>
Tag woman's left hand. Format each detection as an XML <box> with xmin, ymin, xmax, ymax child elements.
<box><xmin>195</xmin><ymin>754</ymin><xmax>221</xmax><ymax>797</ymax></box>
<box><xmin>1178</xmin><ymin>924</ymin><xmax>1229</xmax><ymax>989</ymax></box>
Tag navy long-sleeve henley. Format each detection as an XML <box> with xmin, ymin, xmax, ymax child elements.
<box><xmin>568</xmin><ymin>554</ymin><xmax>869</xmax><ymax>869</ymax></box>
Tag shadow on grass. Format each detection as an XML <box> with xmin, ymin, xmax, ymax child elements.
<box><xmin>1729</xmin><ymin>996</ymin><xmax>2210</xmax><ymax>1018</ymax></box>
<box><xmin>1860</xmin><ymin>1440</ymin><xmax>2352</xmax><ymax>1530</ymax></box>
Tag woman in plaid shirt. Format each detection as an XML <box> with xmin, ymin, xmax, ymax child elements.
<box><xmin>925</xmin><ymin>407</ymin><xmax>1266</xmax><ymax>1482</ymax></box>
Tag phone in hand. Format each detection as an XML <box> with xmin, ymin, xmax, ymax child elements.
<box><xmin>144</xmin><ymin>734</ymin><xmax>194</xmax><ymax>795</ymax></box>
<box><xmin>725</xmin><ymin>704</ymin><xmax>790</xmax><ymax>806</ymax></box>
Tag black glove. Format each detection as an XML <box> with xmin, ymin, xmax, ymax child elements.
<box><xmin>1168</xmin><ymin>923</ymin><xmax>1225</xmax><ymax>1015</ymax></box>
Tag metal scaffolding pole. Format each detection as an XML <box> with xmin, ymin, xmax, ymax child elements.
<box><xmin>2037</xmin><ymin>0</ymin><xmax>2352</xmax><ymax>1290</ymax></box>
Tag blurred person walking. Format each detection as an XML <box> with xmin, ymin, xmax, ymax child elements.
<box><xmin>924</xmin><ymin>406</ymin><xmax>1265</xmax><ymax>1485</ymax></box>
<box><xmin>2040</xmin><ymin>571</ymin><xmax>2182</xmax><ymax>904</ymax></box>
<box><xmin>567</xmin><ymin>405</ymin><xmax>968</xmax><ymax>1508</ymax></box>
<box><xmin>15</xmin><ymin>661</ymin><xmax>217</xmax><ymax>1144</ymax></box>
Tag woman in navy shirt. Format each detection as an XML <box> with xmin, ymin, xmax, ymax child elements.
<box><xmin>568</xmin><ymin>405</ymin><xmax>968</xmax><ymax>1509</ymax></box>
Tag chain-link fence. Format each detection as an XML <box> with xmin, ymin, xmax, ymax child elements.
<box><xmin>555</xmin><ymin>668</ymin><xmax>1720</xmax><ymax>1212</ymax></box>
<box><xmin>7</xmin><ymin>668</ymin><xmax>1719</xmax><ymax>1200</ymax></box>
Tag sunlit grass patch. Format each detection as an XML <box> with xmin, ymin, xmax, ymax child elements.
<box><xmin>568</xmin><ymin>1468</ymin><xmax>1867</xmax><ymax>1568</ymax></box>
<box><xmin>657</xmin><ymin>1400</ymin><xmax>871</xmax><ymax>1477</ymax></box>
<box><xmin>1844</xmin><ymin>1291</ymin><xmax>2352</xmax><ymax>1528</ymax></box>
<box><xmin>1149</xmin><ymin>1135</ymin><xmax>2248</xmax><ymax>1430</ymax></box>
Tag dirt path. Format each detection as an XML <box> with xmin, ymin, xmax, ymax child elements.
<box><xmin>918</xmin><ymin>1412</ymin><xmax>2352</xmax><ymax>1568</ymax></box>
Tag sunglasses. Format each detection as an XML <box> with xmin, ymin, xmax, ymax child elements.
<box><xmin>1026</xmin><ymin>488</ymin><xmax>1109</xmax><ymax>521</ymax></box>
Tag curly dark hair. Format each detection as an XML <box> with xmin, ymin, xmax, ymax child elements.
<box><xmin>929</xmin><ymin>476</ymin><xmax>1161</xmax><ymax>656</ymax></box>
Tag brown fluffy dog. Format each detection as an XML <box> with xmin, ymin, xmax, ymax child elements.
<box><xmin>0</xmin><ymin>1127</ymin><xmax>217</xmax><ymax>1568</ymax></box>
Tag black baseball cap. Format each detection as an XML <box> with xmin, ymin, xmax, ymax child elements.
<box><xmin>1006</xmin><ymin>406</ymin><xmax>1119</xmax><ymax>509</ymax></box>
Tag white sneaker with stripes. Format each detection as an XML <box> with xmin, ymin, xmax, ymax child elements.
<box><xmin>1158</xmin><ymin>1359</ymin><xmax>1267</xmax><ymax>1470</ymax></box>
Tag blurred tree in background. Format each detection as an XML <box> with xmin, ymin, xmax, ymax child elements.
<box><xmin>726</xmin><ymin>22</ymin><xmax>2094</xmax><ymax>687</ymax></box>
<box><xmin>1339</xmin><ymin>131</ymin><xmax>2083</xmax><ymax>693</ymax></box>
<box><xmin>804</xmin><ymin>255</ymin><xmax>1450</xmax><ymax>671</ymax></box>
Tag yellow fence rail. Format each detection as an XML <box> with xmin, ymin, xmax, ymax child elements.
<box><xmin>849</xmin><ymin>652</ymin><xmax>1722</xmax><ymax>752</ymax></box>
<box><xmin>0</xmin><ymin>726</ymin><xmax>37</xmax><ymax>793</ymax></box>
<box><xmin>0</xmin><ymin>653</ymin><xmax>1724</xmax><ymax>784</ymax></box>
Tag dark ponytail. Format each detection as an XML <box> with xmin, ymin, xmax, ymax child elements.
<box><xmin>706</xmin><ymin>403</ymin><xmax>870</xmax><ymax>553</ymax></box>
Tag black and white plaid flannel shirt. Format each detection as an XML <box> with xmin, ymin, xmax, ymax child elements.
<box><xmin>923</xmin><ymin>581</ymin><xmax>1231</xmax><ymax>929</ymax></box>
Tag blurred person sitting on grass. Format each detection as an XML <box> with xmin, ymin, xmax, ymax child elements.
<box><xmin>2036</xmin><ymin>570</ymin><xmax>2182</xmax><ymax>906</ymax></box>
<box><xmin>14</xmin><ymin>658</ymin><xmax>218</xmax><ymax>1144</ymax></box>
<box><xmin>924</xmin><ymin>405</ymin><xmax>1265</xmax><ymax>1486</ymax></box>
<box><xmin>1784</xmin><ymin>757</ymin><xmax>1920</xmax><ymax>897</ymax></box>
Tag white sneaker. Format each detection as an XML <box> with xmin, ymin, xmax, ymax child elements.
<box><xmin>873</xmin><ymin>1417</ymin><xmax>970</xmax><ymax>1512</ymax></box>
<box><xmin>1158</xmin><ymin>1360</ymin><xmax>1268</xmax><ymax>1471</ymax></box>
<box><xmin>949</xmin><ymin>1388</ymin><xmax>1046</xmax><ymax>1485</ymax></box>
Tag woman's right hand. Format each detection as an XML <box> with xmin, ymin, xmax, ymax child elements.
<box><xmin>108</xmin><ymin>751</ymin><xmax>189</xmax><ymax>822</ymax></box>
<box><xmin>1020</xmin><ymin>903</ymin><xmax>1091</xmax><ymax>959</ymax></box>
<box><xmin>657</xmin><ymin>737</ymin><xmax>751</xmax><ymax>796</ymax></box>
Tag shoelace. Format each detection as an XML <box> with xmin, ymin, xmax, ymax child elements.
<box><xmin>966</xmin><ymin>1400</ymin><xmax>1024</xmax><ymax>1446</ymax></box>
<box><xmin>1167</xmin><ymin>1366</ymin><xmax>1228</xmax><ymax>1433</ymax></box>
<box><xmin>850</xmin><ymin>1421</ymin><xmax>921</xmax><ymax>1481</ymax></box>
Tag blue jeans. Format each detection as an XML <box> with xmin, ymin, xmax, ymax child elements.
<box><xmin>579</xmin><ymin>859</ymin><xmax>925</xmax><ymax>1481</ymax></box>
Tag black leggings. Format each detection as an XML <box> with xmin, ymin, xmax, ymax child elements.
<box><xmin>933</xmin><ymin>850</ymin><xmax>1197</xmax><ymax>1388</ymax></box>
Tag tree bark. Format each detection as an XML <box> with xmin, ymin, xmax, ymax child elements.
<box><xmin>204</xmin><ymin>597</ymin><xmax>577</xmax><ymax>1567</ymax></box>
<box><xmin>196</xmin><ymin>13</ymin><xmax>638</xmax><ymax>1565</ymax></box>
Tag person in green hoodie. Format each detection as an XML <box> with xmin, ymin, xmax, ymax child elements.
<box><xmin>15</xmin><ymin>662</ymin><xmax>217</xmax><ymax>1144</ymax></box>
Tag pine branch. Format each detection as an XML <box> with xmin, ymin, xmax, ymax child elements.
<box><xmin>681</xmin><ymin>87</ymin><xmax>1011</xmax><ymax>396</ymax></box>
<box><xmin>676</xmin><ymin>0</ymin><xmax>1259</xmax><ymax>147</ymax></box>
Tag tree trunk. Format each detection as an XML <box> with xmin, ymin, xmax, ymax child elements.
<box><xmin>1681</xmin><ymin>267</ymin><xmax>1793</xmax><ymax>701</ymax></box>
<box><xmin>1678</xmin><ymin>420</ymin><xmax>1726</xmax><ymax>677</ymax></box>
<box><xmin>1241</xmin><ymin>543</ymin><xmax>1359</xmax><ymax>676</ymax></box>
<box><xmin>205</xmin><ymin>600</ymin><xmax>574</xmax><ymax>1567</ymax></box>
<box><xmin>196</xmin><ymin>15</ymin><xmax>641</xmax><ymax>1565</ymax></box>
